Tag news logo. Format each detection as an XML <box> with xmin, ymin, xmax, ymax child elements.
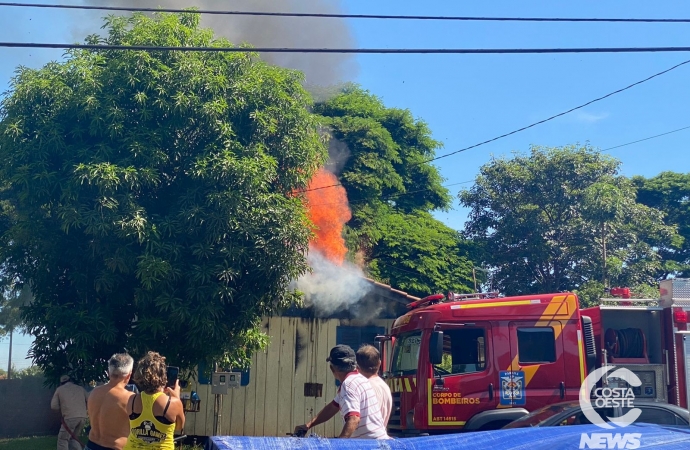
<box><xmin>579</xmin><ymin>366</ymin><xmax>642</xmax><ymax>449</ymax></box>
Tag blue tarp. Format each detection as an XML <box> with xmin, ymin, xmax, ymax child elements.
<box><xmin>206</xmin><ymin>424</ymin><xmax>690</xmax><ymax>450</ymax></box>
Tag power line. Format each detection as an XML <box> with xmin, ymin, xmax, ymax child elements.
<box><xmin>6</xmin><ymin>42</ymin><xmax>690</xmax><ymax>54</ymax></box>
<box><xmin>423</xmin><ymin>58</ymin><xmax>690</xmax><ymax>164</ymax></box>
<box><xmin>306</xmin><ymin>181</ymin><xmax>474</xmax><ymax>207</ymax></box>
<box><xmin>302</xmin><ymin>58</ymin><xmax>690</xmax><ymax>193</ymax></box>
<box><xmin>307</xmin><ymin>121</ymin><xmax>690</xmax><ymax>207</ymax></box>
<box><xmin>602</xmin><ymin>125</ymin><xmax>690</xmax><ymax>151</ymax></box>
<box><xmin>2</xmin><ymin>2</ymin><xmax>690</xmax><ymax>23</ymax></box>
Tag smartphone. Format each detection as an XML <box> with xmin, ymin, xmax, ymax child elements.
<box><xmin>166</xmin><ymin>366</ymin><xmax>179</xmax><ymax>388</ymax></box>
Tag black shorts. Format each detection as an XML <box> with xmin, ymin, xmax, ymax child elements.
<box><xmin>85</xmin><ymin>440</ymin><xmax>116</xmax><ymax>450</ymax></box>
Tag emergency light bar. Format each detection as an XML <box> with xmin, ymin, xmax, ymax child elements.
<box><xmin>406</xmin><ymin>291</ymin><xmax>501</xmax><ymax>310</ymax></box>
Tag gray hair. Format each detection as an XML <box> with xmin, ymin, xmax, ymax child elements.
<box><xmin>108</xmin><ymin>353</ymin><xmax>134</xmax><ymax>377</ymax></box>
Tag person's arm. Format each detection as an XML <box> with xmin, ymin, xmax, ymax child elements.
<box><xmin>51</xmin><ymin>389</ymin><xmax>60</xmax><ymax>411</ymax></box>
<box><xmin>164</xmin><ymin>380</ymin><xmax>185</xmax><ymax>432</ymax></box>
<box><xmin>338</xmin><ymin>415</ymin><xmax>361</xmax><ymax>438</ymax></box>
<box><xmin>294</xmin><ymin>401</ymin><xmax>339</xmax><ymax>434</ymax></box>
<box><xmin>173</xmin><ymin>398</ymin><xmax>186</xmax><ymax>431</ymax></box>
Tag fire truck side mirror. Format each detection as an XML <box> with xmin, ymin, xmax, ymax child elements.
<box><xmin>429</xmin><ymin>331</ymin><xmax>444</xmax><ymax>366</ymax></box>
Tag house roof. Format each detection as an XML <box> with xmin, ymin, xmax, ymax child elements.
<box><xmin>363</xmin><ymin>278</ymin><xmax>420</xmax><ymax>304</ymax></box>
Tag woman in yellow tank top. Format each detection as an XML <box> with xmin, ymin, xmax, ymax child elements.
<box><xmin>124</xmin><ymin>352</ymin><xmax>185</xmax><ymax>450</ymax></box>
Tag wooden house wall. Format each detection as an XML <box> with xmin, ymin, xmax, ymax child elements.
<box><xmin>183</xmin><ymin>316</ymin><xmax>395</xmax><ymax>437</ymax></box>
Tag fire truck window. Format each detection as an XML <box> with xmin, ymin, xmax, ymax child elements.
<box><xmin>517</xmin><ymin>327</ymin><xmax>556</xmax><ymax>364</ymax></box>
<box><xmin>391</xmin><ymin>332</ymin><xmax>421</xmax><ymax>375</ymax></box>
<box><xmin>435</xmin><ymin>328</ymin><xmax>486</xmax><ymax>375</ymax></box>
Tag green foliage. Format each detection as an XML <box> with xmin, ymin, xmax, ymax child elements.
<box><xmin>315</xmin><ymin>87</ymin><xmax>451</xmax><ymax>218</ymax></box>
<box><xmin>0</xmin><ymin>12</ymin><xmax>326</xmax><ymax>384</ymax></box>
<box><xmin>315</xmin><ymin>87</ymin><xmax>473</xmax><ymax>296</ymax></box>
<box><xmin>460</xmin><ymin>145</ymin><xmax>677</xmax><ymax>297</ymax></box>
<box><xmin>12</xmin><ymin>365</ymin><xmax>43</xmax><ymax>379</ymax></box>
<box><xmin>367</xmin><ymin>210</ymin><xmax>474</xmax><ymax>297</ymax></box>
<box><xmin>633</xmin><ymin>172</ymin><xmax>690</xmax><ymax>278</ymax></box>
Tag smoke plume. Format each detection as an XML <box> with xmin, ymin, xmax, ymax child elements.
<box><xmin>79</xmin><ymin>0</ymin><xmax>358</xmax><ymax>86</ymax></box>
<box><xmin>294</xmin><ymin>251</ymin><xmax>373</xmax><ymax>317</ymax></box>
<box><xmin>291</xmin><ymin>167</ymin><xmax>374</xmax><ymax>317</ymax></box>
<box><xmin>324</xmin><ymin>132</ymin><xmax>351</xmax><ymax>176</ymax></box>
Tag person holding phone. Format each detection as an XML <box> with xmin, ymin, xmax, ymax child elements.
<box><xmin>123</xmin><ymin>352</ymin><xmax>185</xmax><ymax>450</ymax></box>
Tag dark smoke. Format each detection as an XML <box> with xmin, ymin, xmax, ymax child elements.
<box><xmin>79</xmin><ymin>0</ymin><xmax>358</xmax><ymax>86</ymax></box>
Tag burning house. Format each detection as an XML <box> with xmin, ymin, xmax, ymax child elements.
<box><xmin>181</xmin><ymin>167</ymin><xmax>418</xmax><ymax>437</ymax></box>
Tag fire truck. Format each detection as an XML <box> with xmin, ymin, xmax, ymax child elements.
<box><xmin>378</xmin><ymin>278</ymin><xmax>690</xmax><ymax>436</ymax></box>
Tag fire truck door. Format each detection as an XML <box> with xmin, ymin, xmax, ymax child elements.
<box><xmin>507</xmin><ymin>321</ymin><xmax>566</xmax><ymax>410</ymax></box>
<box><xmin>429</xmin><ymin>323</ymin><xmax>496</xmax><ymax>428</ymax></box>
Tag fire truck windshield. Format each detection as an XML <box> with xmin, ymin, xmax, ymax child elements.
<box><xmin>391</xmin><ymin>332</ymin><xmax>421</xmax><ymax>376</ymax></box>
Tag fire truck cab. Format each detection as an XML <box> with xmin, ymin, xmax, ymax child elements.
<box><xmin>381</xmin><ymin>279</ymin><xmax>690</xmax><ymax>436</ymax></box>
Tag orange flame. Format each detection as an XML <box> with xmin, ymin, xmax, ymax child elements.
<box><xmin>305</xmin><ymin>168</ymin><xmax>352</xmax><ymax>265</ymax></box>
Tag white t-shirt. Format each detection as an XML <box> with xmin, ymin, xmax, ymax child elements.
<box><xmin>332</xmin><ymin>372</ymin><xmax>389</xmax><ymax>439</ymax></box>
<box><xmin>368</xmin><ymin>375</ymin><xmax>393</xmax><ymax>426</ymax></box>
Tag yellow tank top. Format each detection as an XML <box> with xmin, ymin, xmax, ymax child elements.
<box><xmin>123</xmin><ymin>392</ymin><xmax>176</xmax><ymax>450</ymax></box>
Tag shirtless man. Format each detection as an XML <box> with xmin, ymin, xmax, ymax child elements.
<box><xmin>86</xmin><ymin>353</ymin><xmax>135</xmax><ymax>450</ymax></box>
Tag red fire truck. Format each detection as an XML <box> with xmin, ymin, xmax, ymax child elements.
<box><xmin>379</xmin><ymin>278</ymin><xmax>690</xmax><ymax>435</ymax></box>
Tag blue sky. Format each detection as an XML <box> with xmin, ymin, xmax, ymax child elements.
<box><xmin>1</xmin><ymin>1</ymin><xmax>690</xmax><ymax>365</ymax></box>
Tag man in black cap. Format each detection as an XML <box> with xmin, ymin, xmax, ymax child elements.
<box><xmin>294</xmin><ymin>345</ymin><xmax>389</xmax><ymax>439</ymax></box>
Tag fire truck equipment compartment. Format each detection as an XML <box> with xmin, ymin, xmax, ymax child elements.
<box><xmin>206</xmin><ymin>423</ymin><xmax>690</xmax><ymax>449</ymax></box>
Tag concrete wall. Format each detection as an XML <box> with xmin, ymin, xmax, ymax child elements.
<box><xmin>183</xmin><ymin>316</ymin><xmax>395</xmax><ymax>437</ymax></box>
<box><xmin>0</xmin><ymin>376</ymin><xmax>61</xmax><ymax>438</ymax></box>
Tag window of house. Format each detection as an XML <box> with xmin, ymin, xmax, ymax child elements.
<box><xmin>517</xmin><ymin>327</ymin><xmax>556</xmax><ymax>364</ymax></box>
<box><xmin>335</xmin><ymin>326</ymin><xmax>387</xmax><ymax>385</ymax></box>
<box><xmin>434</xmin><ymin>328</ymin><xmax>486</xmax><ymax>376</ymax></box>
<box><xmin>335</xmin><ymin>326</ymin><xmax>386</xmax><ymax>352</ymax></box>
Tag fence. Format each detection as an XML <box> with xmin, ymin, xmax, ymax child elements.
<box><xmin>0</xmin><ymin>376</ymin><xmax>61</xmax><ymax>438</ymax></box>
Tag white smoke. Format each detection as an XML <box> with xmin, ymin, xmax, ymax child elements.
<box><xmin>78</xmin><ymin>0</ymin><xmax>358</xmax><ymax>87</ymax></box>
<box><xmin>293</xmin><ymin>250</ymin><xmax>373</xmax><ymax>317</ymax></box>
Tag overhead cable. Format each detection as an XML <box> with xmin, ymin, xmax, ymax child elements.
<box><xmin>602</xmin><ymin>125</ymin><xmax>690</xmax><ymax>151</ymax></box>
<box><xmin>6</xmin><ymin>42</ymin><xmax>690</xmax><ymax>54</ymax></box>
<box><xmin>421</xmin><ymin>59</ymin><xmax>690</xmax><ymax>164</ymax></box>
<box><xmin>302</xmin><ymin>58</ymin><xmax>690</xmax><ymax>193</ymax></box>
<box><xmin>306</xmin><ymin>121</ymin><xmax>690</xmax><ymax>203</ymax></box>
<box><xmin>2</xmin><ymin>2</ymin><xmax>690</xmax><ymax>23</ymax></box>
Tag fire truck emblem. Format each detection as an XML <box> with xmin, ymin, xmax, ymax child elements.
<box><xmin>500</xmin><ymin>371</ymin><xmax>526</xmax><ymax>405</ymax></box>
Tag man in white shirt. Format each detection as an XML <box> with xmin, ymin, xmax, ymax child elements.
<box><xmin>356</xmin><ymin>345</ymin><xmax>392</xmax><ymax>427</ymax></box>
<box><xmin>294</xmin><ymin>345</ymin><xmax>389</xmax><ymax>439</ymax></box>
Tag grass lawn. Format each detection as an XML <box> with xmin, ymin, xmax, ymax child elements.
<box><xmin>0</xmin><ymin>436</ymin><xmax>57</xmax><ymax>450</ymax></box>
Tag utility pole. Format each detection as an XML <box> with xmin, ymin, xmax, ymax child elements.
<box><xmin>473</xmin><ymin>267</ymin><xmax>489</xmax><ymax>292</ymax></box>
<box><xmin>7</xmin><ymin>329</ymin><xmax>12</xmax><ymax>379</ymax></box>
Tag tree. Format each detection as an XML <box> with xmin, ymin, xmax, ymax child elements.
<box><xmin>314</xmin><ymin>87</ymin><xmax>473</xmax><ymax>295</ymax></box>
<box><xmin>633</xmin><ymin>172</ymin><xmax>690</xmax><ymax>278</ymax></box>
<box><xmin>367</xmin><ymin>210</ymin><xmax>475</xmax><ymax>297</ymax></box>
<box><xmin>0</xmin><ymin>12</ymin><xmax>326</xmax><ymax>383</ymax></box>
<box><xmin>460</xmin><ymin>145</ymin><xmax>676</xmax><ymax>305</ymax></box>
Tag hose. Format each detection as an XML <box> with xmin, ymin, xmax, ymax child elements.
<box><xmin>606</xmin><ymin>328</ymin><xmax>645</xmax><ymax>358</ymax></box>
